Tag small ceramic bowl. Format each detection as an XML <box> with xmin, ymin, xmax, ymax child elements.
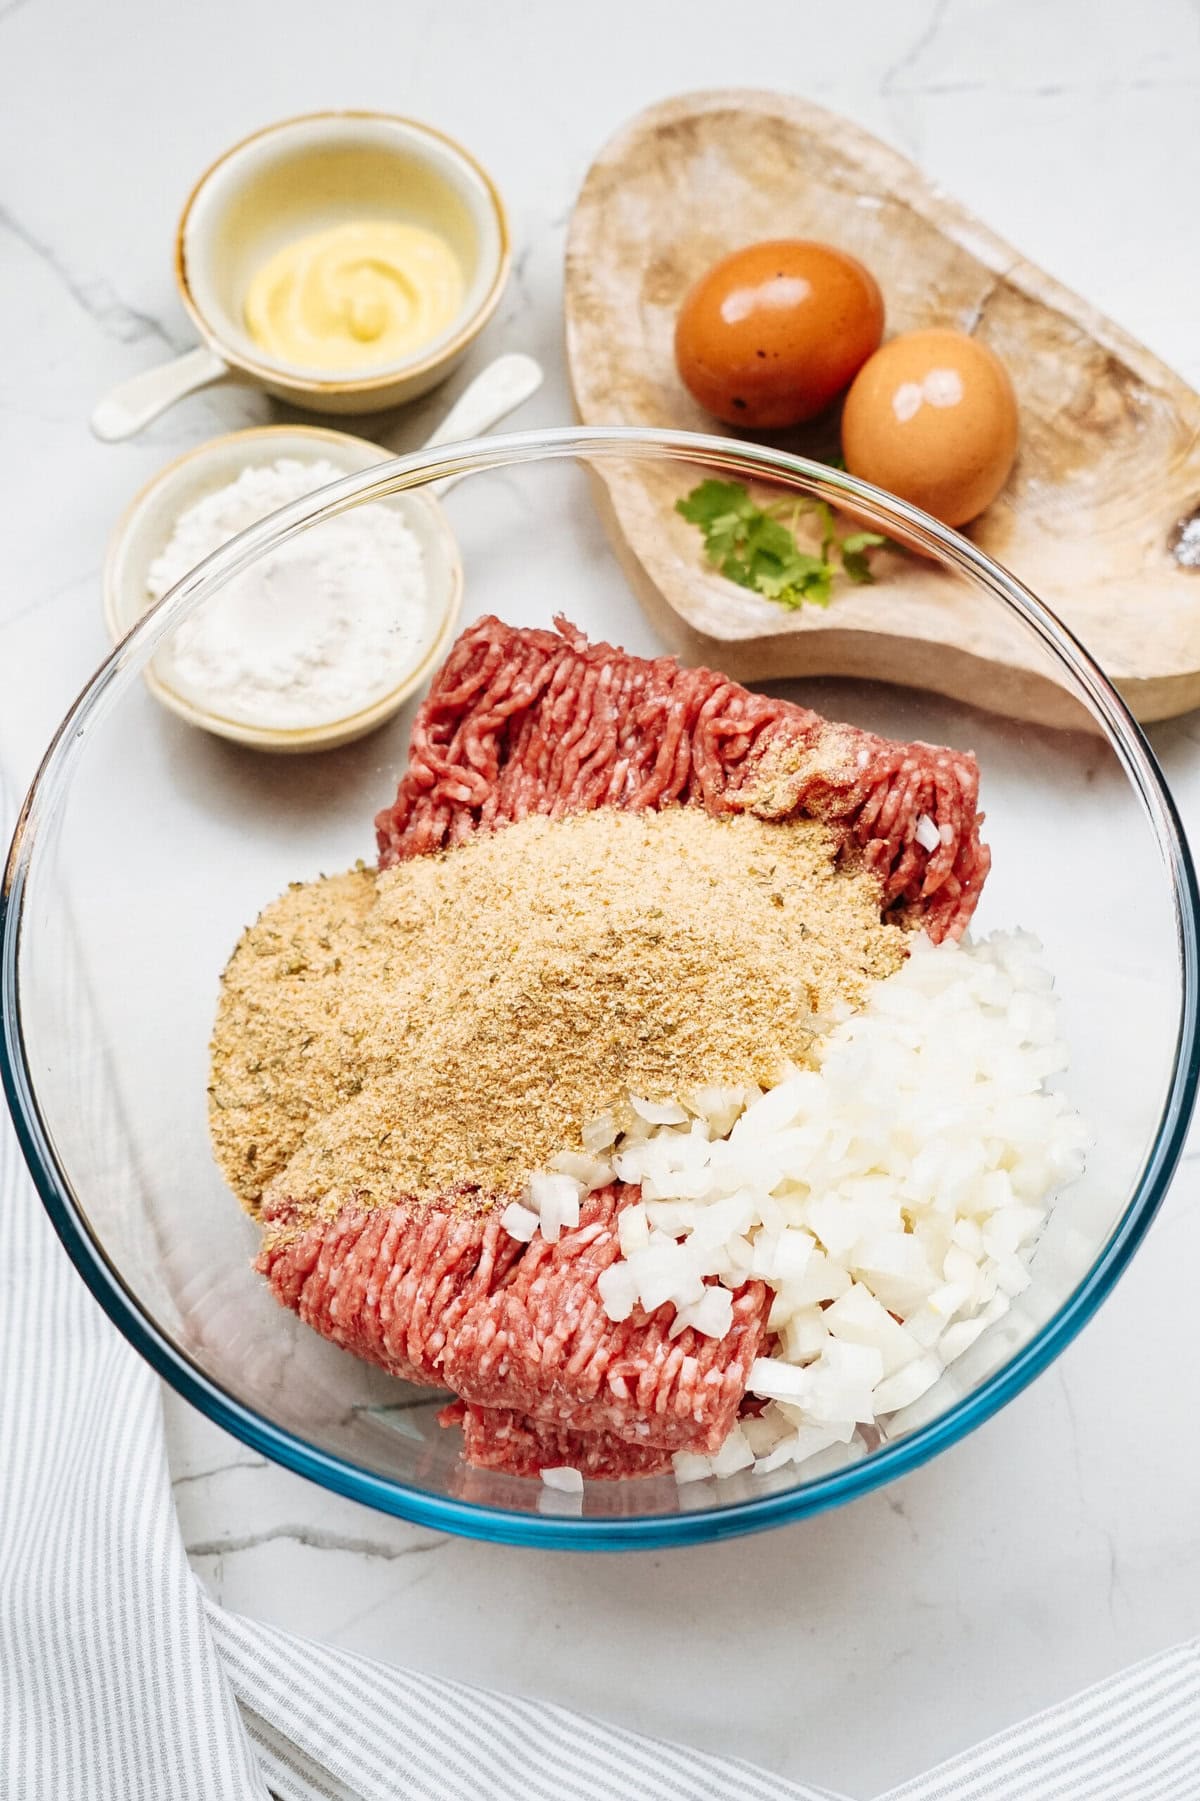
<box><xmin>103</xmin><ymin>423</ymin><xmax>463</xmax><ymax>752</ymax></box>
<box><xmin>92</xmin><ymin>112</ymin><xmax>510</xmax><ymax>441</ymax></box>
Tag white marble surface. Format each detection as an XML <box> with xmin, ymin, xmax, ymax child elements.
<box><xmin>4</xmin><ymin>1</ymin><xmax>1200</xmax><ymax>1794</ymax></box>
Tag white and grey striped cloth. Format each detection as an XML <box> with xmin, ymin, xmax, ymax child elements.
<box><xmin>2</xmin><ymin>769</ymin><xmax>1199</xmax><ymax>1798</ymax></box>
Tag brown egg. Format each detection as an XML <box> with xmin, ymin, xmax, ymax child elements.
<box><xmin>841</xmin><ymin>329</ymin><xmax>1018</xmax><ymax>527</ymax></box>
<box><xmin>674</xmin><ymin>240</ymin><xmax>884</xmax><ymax>429</ymax></box>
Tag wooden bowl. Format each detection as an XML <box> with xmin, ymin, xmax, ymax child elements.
<box><xmin>565</xmin><ymin>89</ymin><xmax>1200</xmax><ymax>726</ymax></box>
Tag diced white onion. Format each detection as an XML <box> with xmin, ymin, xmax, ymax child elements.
<box><xmin>500</xmin><ymin>1201</ymin><xmax>541</xmax><ymax>1242</ymax></box>
<box><xmin>515</xmin><ymin>930</ymin><xmax>1084</xmax><ymax>1490</ymax></box>
<box><xmin>873</xmin><ymin>1354</ymin><xmax>942</xmax><ymax>1413</ymax></box>
<box><xmin>781</xmin><ymin>1306</ymin><xmax>829</xmax><ymax>1366</ymax></box>
<box><xmin>597</xmin><ymin>1262</ymin><xmax>638</xmax><ymax>1322</ymax></box>
<box><xmin>617</xmin><ymin>1203</ymin><xmax>650</xmax><ymax>1257</ymax></box>
<box><xmin>540</xmin><ymin>1466</ymin><xmax>583</xmax><ymax>1494</ymax></box>
<box><xmin>548</xmin><ymin>1150</ymin><xmax>613</xmax><ymax>1191</ymax></box>
<box><xmin>527</xmin><ymin>1171</ymin><xmax>582</xmax><ymax>1244</ymax></box>
<box><xmin>748</xmin><ymin>1357</ymin><xmax>811</xmax><ymax>1402</ymax></box>
<box><xmin>709</xmin><ymin>1425</ymin><xmax>755</xmax><ymax>1477</ymax></box>
<box><xmin>824</xmin><ymin>1282</ymin><xmax>922</xmax><ymax>1377</ymax></box>
<box><xmin>670</xmin><ymin>1285</ymin><xmax>734</xmax><ymax>1341</ymax></box>
<box><xmin>581</xmin><ymin>1111</ymin><xmax>618</xmax><ymax>1154</ymax></box>
<box><xmin>938</xmin><ymin>1314</ymin><xmax>989</xmax><ymax>1363</ymax></box>
<box><xmin>629</xmin><ymin>1094</ymin><xmax>689</xmax><ymax>1125</ymax></box>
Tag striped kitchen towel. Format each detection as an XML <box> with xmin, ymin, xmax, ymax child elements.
<box><xmin>2</xmin><ymin>764</ymin><xmax>1199</xmax><ymax>1800</ymax></box>
<box><xmin>879</xmin><ymin>1642</ymin><xmax>1200</xmax><ymax>1800</ymax></box>
<box><xmin>0</xmin><ymin>1100</ymin><xmax>833</xmax><ymax>1801</ymax></box>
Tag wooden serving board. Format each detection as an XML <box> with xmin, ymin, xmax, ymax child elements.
<box><xmin>564</xmin><ymin>89</ymin><xmax>1200</xmax><ymax>727</ymax></box>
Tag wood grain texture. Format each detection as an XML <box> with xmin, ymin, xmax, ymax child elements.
<box><xmin>565</xmin><ymin>89</ymin><xmax>1200</xmax><ymax>725</ymax></box>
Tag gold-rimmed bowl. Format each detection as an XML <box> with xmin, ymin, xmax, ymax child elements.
<box><xmin>91</xmin><ymin>112</ymin><xmax>510</xmax><ymax>441</ymax></box>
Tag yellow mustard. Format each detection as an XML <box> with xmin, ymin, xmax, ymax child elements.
<box><xmin>244</xmin><ymin>220</ymin><xmax>465</xmax><ymax>373</ymax></box>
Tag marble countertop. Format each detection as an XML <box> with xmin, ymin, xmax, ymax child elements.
<box><xmin>3</xmin><ymin>1</ymin><xmax>1200</xmax><ymax>1793</ymax></box>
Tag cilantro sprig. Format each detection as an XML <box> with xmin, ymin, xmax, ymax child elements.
<box><xmin>675</xmin><ymin>479</ymin><xmax>885</xmax><ymax>610</ymax></box>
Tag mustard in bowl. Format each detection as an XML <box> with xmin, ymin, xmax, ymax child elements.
<box><xmin>91</xmin><ymin>111</ymin><xmax>510</xmax><ymax>441</ymax></box>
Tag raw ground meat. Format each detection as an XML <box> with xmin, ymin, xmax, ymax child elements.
<box><xmin>258</xmin><ymin>619</ymin><xmax>991</xmax><ymax>1480</ymax></box>
<box><xmin>438</xmin><ymin>1402</ymin><xmax>677</xmax><ymax>1480</ymax></box>
<box><xmin>376</xmin><ymin>615</ymin><xmax>990</xmax><ymax>942</ymax></box>
<box><xmin>258</xmin><ymin>1186</ymin><xmax>770</xmax><ymax>1477</ymax></box>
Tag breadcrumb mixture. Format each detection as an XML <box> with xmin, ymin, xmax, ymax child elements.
<box><xmin>209</xmin><ymin>807</ymin><xmax>903</xmax><ymax>1235</ymax></box>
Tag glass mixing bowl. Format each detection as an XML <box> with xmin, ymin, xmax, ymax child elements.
<box><xmin>4</xmin><ymin>427</ymin><xmax>1198</xmax><ymax>1547</ymax></box>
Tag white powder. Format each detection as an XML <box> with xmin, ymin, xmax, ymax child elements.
<box><xmin>147</xmin><ymin>458</ymin><xmax>431</xmax><ymax>730</ymax></box>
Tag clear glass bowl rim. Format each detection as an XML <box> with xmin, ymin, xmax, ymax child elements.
<box><xmin>4</xmin><ymin>424</ymin><xmax>1198</xmax><ymax>1549</ymax></box>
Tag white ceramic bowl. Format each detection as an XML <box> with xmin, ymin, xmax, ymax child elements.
<box><xmin>103</xmin><ymin>424</ymin><xmax>463</xmax><ymax>752</ymax></box>
<box><xmin>92</xmin><ymin>112</ymin><xmax>510</xmax><ymax>440</ymax></box>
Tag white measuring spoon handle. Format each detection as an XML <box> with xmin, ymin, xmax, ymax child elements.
<box><xmin>422</xmin><ymin>353</ymin><xmax>543</xmax><ymax>491</ymax></box>
<box><xmin>91</xmin><ymin>345</ymin><xmax>230</xmax><ymax>442</ymax></box>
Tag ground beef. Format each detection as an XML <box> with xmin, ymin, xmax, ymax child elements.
<box><xmin>258</xmin><ymin>618</ymin><xmax>991</xmax><ymax>1480</ymax></box>
<box><xmin>376</xmin><ymin>615</ymin><xmax>990</xmax><ymax>942</ymax></box>
<box><xmin>258</xmin><ymin>1186</ymin><xmax>770</xmax><ymax>1473</ymax></box>
<box><xmin>439</xmin><ymin>1402</ymin><xmax>676</xmax><ymax>1481</ymax></box>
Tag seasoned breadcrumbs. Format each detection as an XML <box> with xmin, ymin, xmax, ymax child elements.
<box><xmin>209</xmin><ymin>807</ymin><xmax>904</xmax><ymax>1235</ymax></box>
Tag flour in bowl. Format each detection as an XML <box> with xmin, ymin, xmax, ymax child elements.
<box><xmin>147</xmin><ymin>457</ymin><xmax>430</xmax><ymax>730</ymax></box>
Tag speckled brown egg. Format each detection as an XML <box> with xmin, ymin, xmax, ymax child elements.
<box><xmin>674</xmin><ymin>240</ymin><xmax>885</xmax><ymax>428</ymax></box>
<box><xmin>841</xmin><ymin>329</ymin><xmax>1018</xmax><ymax>526</ymax></box>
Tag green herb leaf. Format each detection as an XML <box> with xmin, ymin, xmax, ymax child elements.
<box><xmin>840</xmin><ymin>529</ymin><xmax>887</xmax><ymax>584</ymax></box>
<box><xmin>676</xmin><ymin>481</ymin><xmax>885</xmax><ymax>610</ymax></box>
<box><xmin>675</xmin><ymin>480</ymin><xmax>758</xmax><ymax>529</ymax></box>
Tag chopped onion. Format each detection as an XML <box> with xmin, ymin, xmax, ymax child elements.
<box><xmin>627</xmin><ymin>1241</ymin><xmax>705</xmax><ymax>1313</ymax></box>
<box><xmin>527</xmin><ymin>1171</ymin><xmax>582</xmax><ymax>1244</ymax></box>
<box><xmin>596</xmin><ymin>1262</ymin><xmax>638</xmax><ymax>1322</ymax></box>
<box><xmin>824</xmin><ymin>1282</ymin><xmax>922</xmax><ymax>1377</ymax></box>
<box><xmin>617</xmin><ymin>1203</ymin><xmax>650</xmax><ymax>1258</ymax></box>
<box><xmin>938</xmin><ymin>1313</ymin><xmax>990</xmax><ymax>1364</ymax></box>
<box><xmin>748</xmin><ymin>1357</ymin><xmax>811</xmax><ymax>1402</ymax></box>
<box><xmin>548</xmin><ymin>1149</ymin><xmax>614</xmax><ymax>1191</ymax></box>
<box><xmin>540</xmin><ymin>1466</ymin><xmax>583</xmax><ymax>1494</ymax></box>
<box><xmin>518</xmin><ymin>931</ymin><xmax>1085</xmax><ymax>1488</ymax></box>
<box><xmin>581</xmin><ymin>1111</ymin><xmax>618</xmax><ymax>1154</ymax></box>
<box><xmin>780</xmin><ymin>1307</ymin><xmax>829</xmax><ymax>1366</ymax></box>
<box><xmin>709</xmin><ymin>1425</ymin><xmax>754</xmax><ymax>1477</ymax></box>
<box><xmin>500</xmin><ymin>1201</ymin><xmax>540</xmax><ymax>1242</ymax></box>
<box><xmin>669</xmin><ymin>1284</ymin><xmax>734</xmax><ymax>1341</ymax></box>
<box><xmin>872</xmin><ymin>1353</ymin><xmax>942</xmax><ymax>1413</ymax></box>
<box><xmin>629</xmin><ymin>1095</ymin><xmax>689</xmax><ymax>1126</ymax></box>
